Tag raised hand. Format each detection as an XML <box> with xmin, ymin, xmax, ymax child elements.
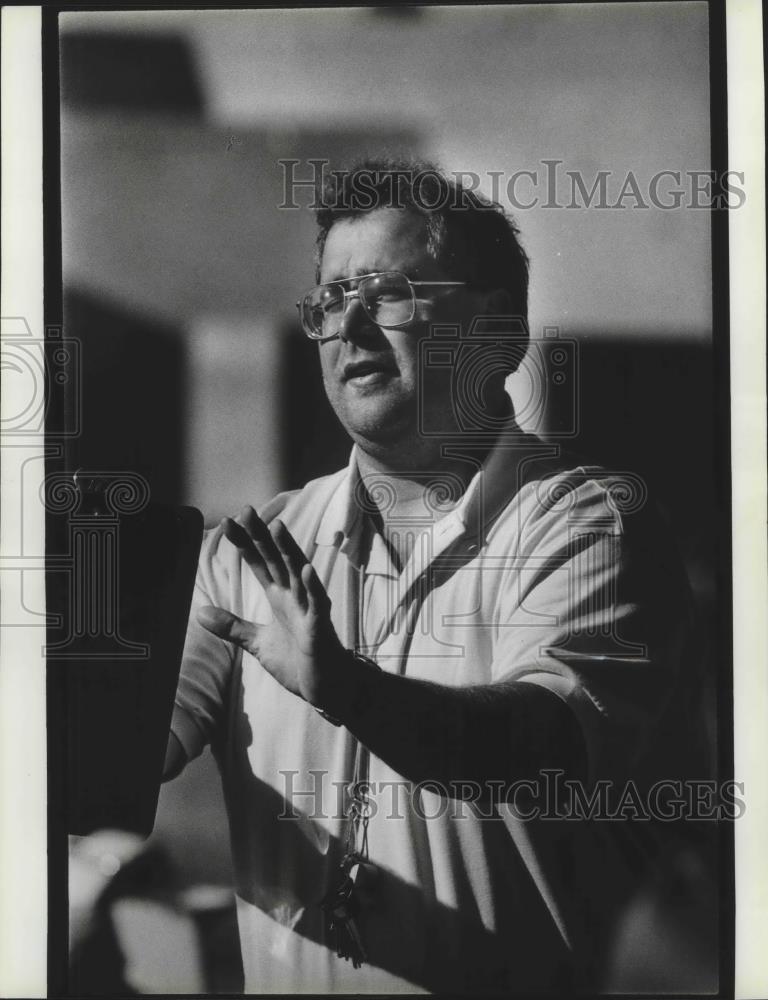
<box><xmin>197</xmin><ymin>506</ymin><xmax>347</xmax><ymax>709</ymax></box>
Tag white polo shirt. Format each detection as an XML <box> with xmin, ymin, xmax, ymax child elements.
<box><xmin>172</xmin><ymin>431</ymin><xmax>699</xmax><ymax>993</ymax></box>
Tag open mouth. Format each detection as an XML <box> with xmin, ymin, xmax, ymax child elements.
<box><xmin>342</xmin><ymin>358</ymin><xmax>398</xmax><ymax>384</ymax></box>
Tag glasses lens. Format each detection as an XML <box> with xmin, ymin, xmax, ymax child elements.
<box><xmin>303</xmin><ymin>283</ymin><xmax>345</xmax><ymax>339</ymax></box>
<box><xmin>359</xmin><ymin>272</ymin><xmax>414</xmax><ymax>328</ymax></box>
<box><xmin>301</xmin><ymin>273</ymin><xmax>415</xmax><ymax>338</ymax></box>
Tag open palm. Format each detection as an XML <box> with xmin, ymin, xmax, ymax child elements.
<box><xmin>197</xmin><ymin>506</ymin><xmax>345</xmax><ymax>708</ymax></box>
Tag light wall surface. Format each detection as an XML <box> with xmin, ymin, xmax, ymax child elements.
<box><xmin>61</xmin><ymin>3</ymin><xmax>711</xmax><ymax>338</ymax></box>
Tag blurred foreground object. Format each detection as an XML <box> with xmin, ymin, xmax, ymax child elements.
<box><xmin>602</xmin><ymin>830</ymin><xmax>719</xmax><ymax>992</ymax></box>
<box><xmin>69</xmin><ymin>830</ymin><xmax>242</xmax><ymax>994</ymax></box>
<box><xmin>46</xmin><ymin>488</ymin><xmax>203</xmax><ymax>836</ymax></box>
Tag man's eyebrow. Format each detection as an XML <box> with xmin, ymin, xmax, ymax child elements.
<box><xmin>322</xmin><ymin>268</ymin><xmax>369</xmax><ymax>283</ymax></box>
<box><xmin>323</xmin><ymin>268</ymin><xmax>389</xmax><ymax>284</ymax></box>
<box><xmin>321</xmin><ymin>264</ymin><xmax>429</xmax><ymax>284</ymax></box>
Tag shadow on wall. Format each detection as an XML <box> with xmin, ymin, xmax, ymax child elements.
<box><xmin>552</xmin><ymin>333</ymin><xmax>720</xmax><ymax>769</ymax></box>
<box><xmin>63</xmin><ymin>287</ymin><xmax>187</xmax><ymax>506</ymax></box>
<box><xmin>60</xmin><ymin>32</ymin><xmax>205</xmax><ymax>115</ymax></box>
<box><xmin>560</xmin><ymin>334</ymin><xmax>717</xmax><ymax>608</ymax></box>
<box><xmin>280</xmin><ymin>320</ymin><xmax>352</xmax><ymax>489</ymax></box>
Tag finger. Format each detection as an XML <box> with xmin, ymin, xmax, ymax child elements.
<box><xmin>238</xmin><ymin>504</ymin><xmax>258</xmax><ymax>530</ymax></box>
<box><xmin>302</xmin><ymin>563</ymin><xmax>331</xmax><ymax>618</ymax></box>
<box><xmin>234</xmin><ymin>504</ymin><xmax>257</xmax><ymax>530</ymax></box>
<box><xmin>239</xmin><ymin>509</ymin><xmax>290</xmax><ymax>588</ymax></box>
<box><xmin>197</xmin><ymin>605</ymin><xmax>261</xmax><ymax>654</ymax></box>
<box><xmin>272</xmin><ymin>520</ymin><xmax>309</xmax><ymax>606</ymax></box>
<box><xmin>256</xmin><ymin>493</ymin><xmax>290</xmax><ymax>526</ymax></box>
<box><xmin>222</xmin><ymin>517</ymin><xmax>275</xmax><ymax>589</ymax></box>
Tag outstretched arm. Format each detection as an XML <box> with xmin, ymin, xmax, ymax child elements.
<box><xmin>198</xmin><ymin>508</ymin><xmax>587</xmax><ymax>797</ymax></box>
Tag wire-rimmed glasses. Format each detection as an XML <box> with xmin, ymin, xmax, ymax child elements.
<box><xmin>296</xmin><ymin>271</ymin><xmax>466</xmax><ymax>341</ymax></box>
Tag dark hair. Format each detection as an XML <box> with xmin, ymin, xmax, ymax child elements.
<box><xmin>313</xmin><ymin>156</ymin><xmax>530</xmax><ymax>327</ymax></box>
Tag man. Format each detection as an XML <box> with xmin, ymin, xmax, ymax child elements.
<box><xmin>164</xmin><ymin>159</ymin><xmax>703</xmax><ymax>993</ymax></box>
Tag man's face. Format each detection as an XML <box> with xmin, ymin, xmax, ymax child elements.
<box><xmin>317</xmin><ymin>208</ymin><xmax>469</xmax><ymax>452</ymax></box>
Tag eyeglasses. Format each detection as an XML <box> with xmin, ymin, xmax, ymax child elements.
<box><xmin>296</xmin><ymin>271</ymin><xmax>466</xmax><ymax>341</ymax></box>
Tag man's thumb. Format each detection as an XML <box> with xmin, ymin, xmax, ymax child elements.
<box><xmin>198</xmin><ymin>605</ymin><xmax>258</xmax><ymax>651</ymax></box>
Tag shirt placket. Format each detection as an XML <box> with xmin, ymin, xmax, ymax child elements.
<box><xmin>363</xmin><ymin>514</ymin><xmax>469</xmax><ymax>674</ymax></box>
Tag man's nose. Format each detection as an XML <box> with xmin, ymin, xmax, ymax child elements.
<box><xmin>337</xmin><ymin>296</ymin><xmax>376</xmax><ymax>344</ymax></box>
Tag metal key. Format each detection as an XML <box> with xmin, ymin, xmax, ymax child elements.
<box><xmin>340</xmin><ymin>911</ymin><xmax>367</xmax><ymax>968</ymax></box>
<box><xmin>323</xmin><ymin>883</ymin><xmax>366</xmax><ymax>966</ymax></box>
<box><xmin>320</xmin><ymin>854</ymin><xmax>368</xmax><ymax>967</ymax></box>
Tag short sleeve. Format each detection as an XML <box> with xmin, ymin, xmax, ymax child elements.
<box><xmin>491</xmin><ymin>472</ymin><xmax>695</xmax><ymax>781</ymax></box>
<box><xmin>171</xmin><ymin>525</ymin><xmax>239</xmax><ymax>762</ymax></box>
<box><xmin>170</xmin><ymin>488</ymin><xmax>305</xmax><ymax>762</ymax></box>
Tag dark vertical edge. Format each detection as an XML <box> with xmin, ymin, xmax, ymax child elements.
<box><xmin>42</xmin><ymin>7</ymin><xmax>68</xmax><ymax>997</ymax></box>
<box><xmin>708</xmin><ymin>0</ymin><xmax>734</xmax><ymax>997</ymax></box>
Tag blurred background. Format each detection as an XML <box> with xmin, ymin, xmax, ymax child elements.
<box><xmin>58</xmin><ymin>4</ymin><xmax>718</xmax><ymax>993</ymax></box>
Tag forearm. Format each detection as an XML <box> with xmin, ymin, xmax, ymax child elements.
<box><xmin>320</xmin><ymin>653</ymin><xmax>587</xmax><ymax>796</ymax></box>
<box><xmin>201</xmin><ymin>509</ymin><xmax>588</xmax><ymax>794</ymax></box>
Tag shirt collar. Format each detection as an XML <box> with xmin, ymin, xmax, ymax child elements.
<box><xmin>439</xmin><ymin>416</ymin><xmax>559</xmax><ymax>545</ymax></box>
<box><xmin>313</xmin><ymin>416</ymin><xmax>558</xmax><ymax>552</ymax></box>
<box><xmin>315</xmin><ymin>448</ymin><xmax>362</xmax><ymax>547</ymax></box>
